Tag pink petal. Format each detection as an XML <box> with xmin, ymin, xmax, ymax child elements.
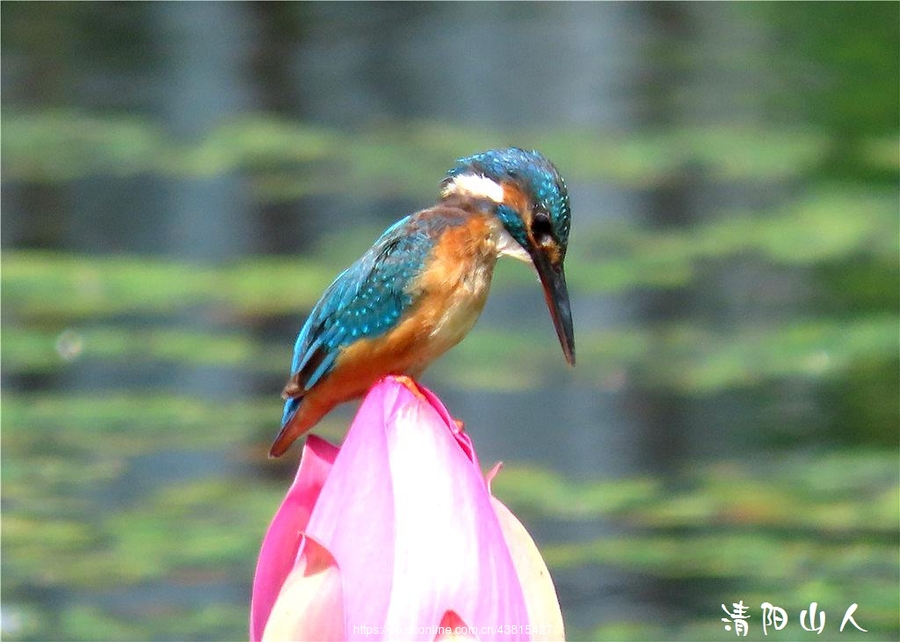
<box><xmin>262</xmin><ymin>536</ymin><xmax>345</xmax><ymax>641</ymax></box>
<box><xmin>491</xmin><ymin>497</ymin><xmax>565</xmax><ymax>641</ymax></box>
<box><xmin>416</xmin><ymin>380</ymin><xmax>479</xmax><ymax>468</ymax></box>
<box><xmin>303</xmin><ymin>382</ymin><xmax>398</xmax><ymax>636</ymax></box>
<box><xmin>434</xmin><ymin>611</ymin><xmax>479</xmax><ymax>641</ymax></box>
<box><xmin>251</xmin><ymin>435</ymin><xmax>339</xmax><ymax>642</ymax></box>
<box><xmin>381</xmin><ymin>387</ymin><xmax>528</xmax><ymax>637</ymax></box>
<box><xmin>305</xmin><ymin>376</ymin><xmax>530</xmax><ymax>641</ymax></box>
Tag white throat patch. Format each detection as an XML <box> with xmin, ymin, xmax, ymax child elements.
<box><xmin>442</xmin><ymin>173</ymin><xmax>505</xmax><ymax>204</ymax></box>
<box><xmin>495</xmin><ymin>223</ymin><xmax>532</xmax><ymax>264</ymax></box>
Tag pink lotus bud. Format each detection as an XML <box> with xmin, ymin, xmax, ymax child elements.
<box><xmin>251</xmin><ymin>376</ymin><xmax>564</xmax><ymax>641</ymax></box>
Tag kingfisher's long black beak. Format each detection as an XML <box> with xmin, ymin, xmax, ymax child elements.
<box><xmin>532</xmin><ymin>251</ymin><xmax>576</xmax><ymax>366</ymax></box>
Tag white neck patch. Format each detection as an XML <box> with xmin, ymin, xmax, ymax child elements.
<box><xmin>442</xmin><ymin>173</ymin><xmax>505</xmax><ymax>204</ymax></box>
<box><xmin>496</xmin><ymin>225</ymin><xmax>532</xmax><ymax>264</ymax></box>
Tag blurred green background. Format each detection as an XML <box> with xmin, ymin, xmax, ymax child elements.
<box><xmin>2</xmin><ymin>3</ymin><xmax>898</xmax><ymax>641</ymax></box>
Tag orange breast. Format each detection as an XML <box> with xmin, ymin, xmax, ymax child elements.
<box><xmin>313</xmin><ymin>212</ymin><xmax>501</xmax><ymax>407</ymax></box>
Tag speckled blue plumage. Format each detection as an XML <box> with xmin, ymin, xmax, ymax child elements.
<box><xmin>282</xmin><ymin>214</ymin><xmax>450</xmax><ymax>425</ymax></box>
<box><xmin>448</xmin><ymin>147</ymin><xmax>571</xmax><ymax>247</ymax></box>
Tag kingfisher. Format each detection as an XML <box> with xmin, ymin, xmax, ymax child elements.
<box><xmin>269</xmin><ymin>147</ymin><xmax>575</xmax><ymax>457</ymax></box>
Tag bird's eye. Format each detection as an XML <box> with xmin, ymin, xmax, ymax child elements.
<box><xmin>531</xmin><ymin>211</ymin><xmax>554</xmax><ymax>245</ymax></box>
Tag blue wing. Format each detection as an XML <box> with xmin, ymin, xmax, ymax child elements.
<box><xmin>281</xmin><ymin>215</ymin><xmax>435</xmax><ymax>425</ymax></box>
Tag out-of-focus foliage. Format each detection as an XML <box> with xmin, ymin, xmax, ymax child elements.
<box><xmin>5</xmin><ymin>245</ymin><xmax>897</xmax><ymax>394</ymax></box>
<box><xmin>7</xmin><ymin>113</ymin><xmax>898</xmax><ymax>204</ymax></box>
<box><xmin>2</xmin><ymin>2</ymin><xmax>897</xmax><ymax>641</ymax></box>
<box><xmin>496</xmin><ymin>454</ymin><xmax>898</xmax><ymax>641</ymax></box>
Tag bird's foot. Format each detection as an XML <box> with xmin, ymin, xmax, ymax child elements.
<box><xmin>391</xmin><ymin>374</ymin><xmax>428</xmax><ymax>402</ymax></box>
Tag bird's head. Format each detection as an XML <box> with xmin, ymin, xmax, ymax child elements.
<box><xmin>441</xmin><ymin>147</ymin><xmax>575</xmax><ymax>366</ymax></box>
